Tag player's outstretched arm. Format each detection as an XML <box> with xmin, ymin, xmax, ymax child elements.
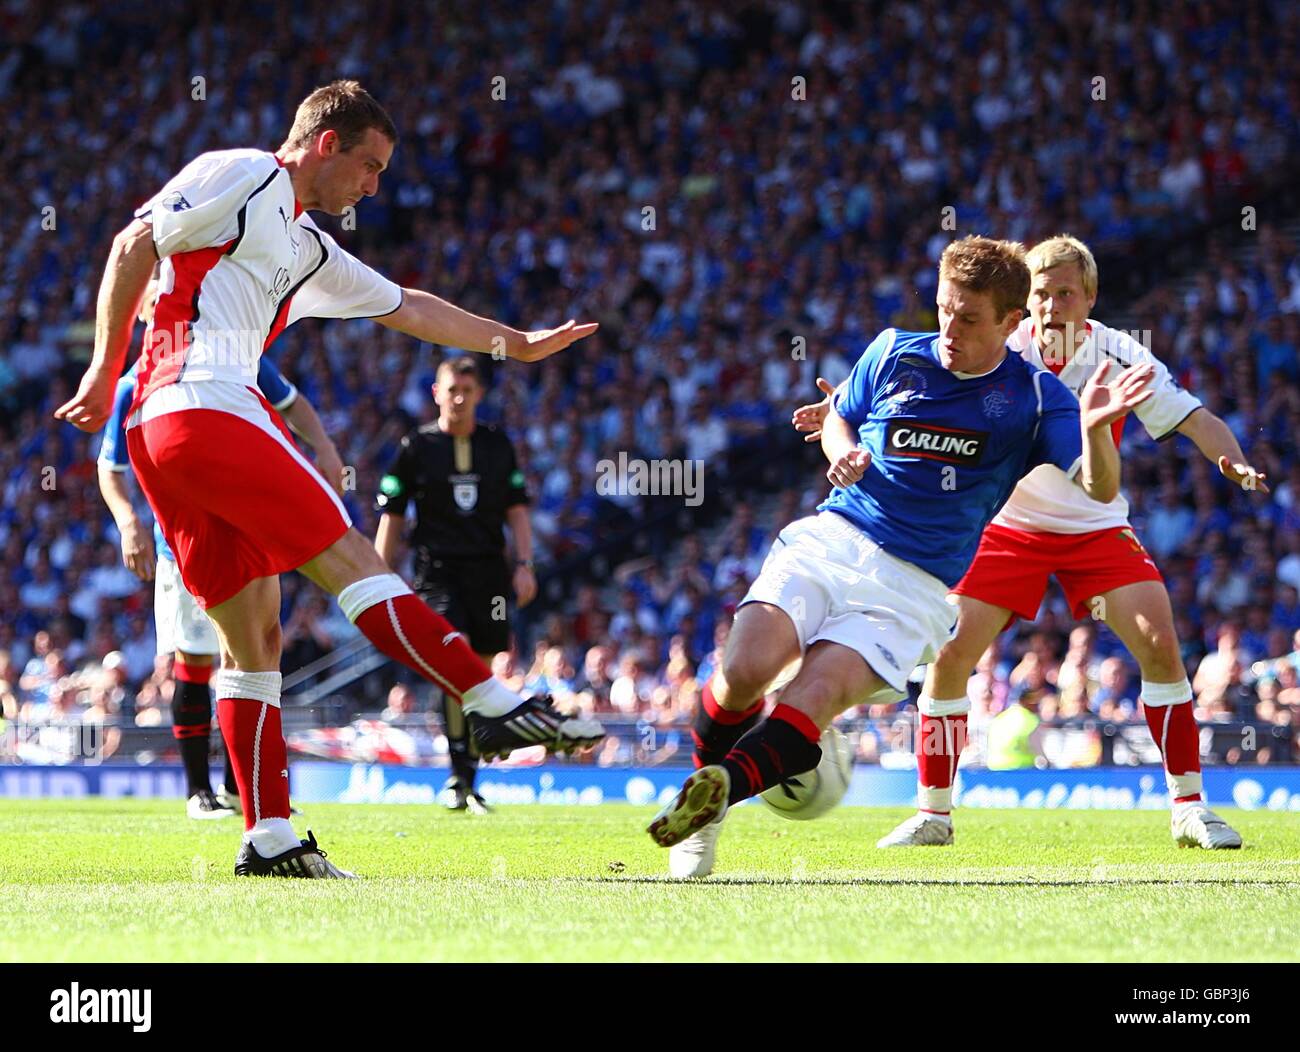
<box><xmin>1075</xmin><ymin>361</ymin><xmax>1155</xmax><ymax>503</ymax></box>
<box><xmin>1174</xmin><ymin>407</ymin><xmax>1270</xmax><ymax>493</ymax></box>
<box><xmin>377</xmin><ymin>288</ymin><xmax>598</xmax><ymax>363</ymax></box>
<box><xmin>55</xmin><ymin>220</ymin><xmax>157</xmax><ymax>432</ymax></box>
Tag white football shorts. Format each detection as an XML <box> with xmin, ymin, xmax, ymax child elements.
<box><xmin>740</xmin><ymin>511</ymin><xmax>957</xmax><ymax>701</ymax></box>
<box><xmin>154</xmin><ymin>554</ymin><xmax>220</xmax><ymax>657</ymax></box>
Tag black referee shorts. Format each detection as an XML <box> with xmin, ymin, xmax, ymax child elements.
<box><xmin>417</xmin><ymin>556</ymin><xmax>513</xmax><ymax>657</ymax></box>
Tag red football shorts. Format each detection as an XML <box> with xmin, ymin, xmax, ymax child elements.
<box><xmin>126</xmin><ymin>383</ymin><xmax>351</xmax><ymax>610</ymax></box>
<box><xmin>951</xmin><ymin>522</ymin><xmax>1164</xmax><ymax>624</ymax></box>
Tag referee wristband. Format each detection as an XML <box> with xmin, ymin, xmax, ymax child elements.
<box><xmin>513</xmin><ymin>559</ymin><xmax>534</xmax><ymax>570</ymax></box>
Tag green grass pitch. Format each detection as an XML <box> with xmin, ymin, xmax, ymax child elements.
<box><xmin>2</xmin><ymin>799</ymin><xmax>1298</xmax><ymax>962</ymax></box>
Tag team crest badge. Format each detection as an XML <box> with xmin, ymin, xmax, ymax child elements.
<box><xmin>982</xmin><ymin>384</ymin><xmax>1011</xmax><ymax>418</ymax></box>
<box><xmin>453</xmin><ymin>482</ymin><xmax>478</xmax><ymax>511</ymax></box>
<box><xmin>881</xmin><ymin>370</ymin><xmax>927</xmax><ymax>412</ymax></box>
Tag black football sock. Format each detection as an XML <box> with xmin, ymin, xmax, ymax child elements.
<box><xmin>444</xmin><ymin>691</ymin><xmax>478</xmax><ymax>792</ymax></box>
<box><xmin>720</xmin><ymin>704</ymin><xmax>822</xmax><ymax>805</ymax></box>
<box><xmin>171</xmin><ymin>671</ymin><xmax>214</xmax><ymax>796</ymax></box>
<box><xmin>692</xmin><ymin>676</ymin><xmax>763</xmax><ymax>767</ymax></box>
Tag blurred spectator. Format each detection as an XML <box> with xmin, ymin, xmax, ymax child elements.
<box><xmin>381</xmin><ymin>684</ymin><xmax>419</xmax><ymax>722</ymax></box>
<box><xmin>1092</xmin><ymin>657</ymin><xmax>1138</xmax><ymax>718</ymax></box>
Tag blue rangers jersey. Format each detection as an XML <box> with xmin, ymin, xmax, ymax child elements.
<box><xmin>820</xmin><ymin>328</ymin><xmax>1084</xmax><ymax>587</ymax></box>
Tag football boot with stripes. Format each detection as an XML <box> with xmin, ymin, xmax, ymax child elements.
<box><xmin>233</xmin><ymin>830</ymin><xmax>357</xmax><ymax>878</ymax></box>
<box><xmin>469</xmin><ymin>695</ymin><xmax>605</xmax><ymax>761</ymax></box>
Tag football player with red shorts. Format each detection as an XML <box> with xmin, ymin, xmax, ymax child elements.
<box><xmin>57</xmin><ymin>81</ymin><xmax>604</xmax><ymax>878</ymax></box>
<box><xmin>796</xmin><ymin>236</ymin><xmax>1268</xmax><ymax>850</ymax></box>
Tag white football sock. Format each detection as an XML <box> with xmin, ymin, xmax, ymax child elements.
<box><xmin>246</xmin><ymin>818</ymin><xmax>300</xmax><ymax>858</ymax></box>
<box><xmin>460</xmin><ymin>675</ymin><xmax>522</xmax><ymax>717</ymax></box>
<box><xmin>918</xmin><ymin>785</ymin><xmax>954</xmax><ymax>815</ymax></box>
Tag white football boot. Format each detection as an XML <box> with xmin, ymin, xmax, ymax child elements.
<box><xmin>668</xmin><ymin>813</ymin><xmax>726</xmax><ymax>879</ymax></box>
<box><xmin>216</xmin><ymin>785</ymin><xmax>242</xmax><ymax>814</ymax></box>
<box><xmin>876</xmin><ymin>812</ymin><xmax>954</xmax><ymax>848</ymax></box>
<box><xmin>1171</xmin><ymin>802</ymin><xmax>1242</xmax><ymax>849</ymax></box>
<box><xmin>187</xmin><ymin>788</ymin><xmax>237</xmax><ymax>820</ymax></box>
<box><xmin>648</xmin><ymin>766</ymin><xmax>730</xmax><ymax>849</ymax></box>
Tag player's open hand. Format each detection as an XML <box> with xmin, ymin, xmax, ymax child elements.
<box><xmin>54</xmin><ymin>369</ymin><xmax>116</xmax><ymax>433</ymax></box>
<box><xmin>1079</xmin><ymin>361</ymin><xmax>1155</xmax><ymax>432</ymax></box>
<box><xmin>119</xmin><ymin>518</ymin><xmax>157</xmax><ymax>582</ymax></box>
<box><xmin>1217</xmin><ymin>455</ymin><xmax>1270</xmax><ymax>493</ymax></box>
<box><xmin>792</xmin><ymin>376</ymin><xmax>836</xmax><ymax>442</ymax></box>
<box><xmin>511</xmin><ymin>320</ymin><xmax>599</xmax><ymax>363</ymax></box>
<box><xmin>827</xmin><ymin>448</ymin><xmax>871</xmax><ymax>489</ymax></box>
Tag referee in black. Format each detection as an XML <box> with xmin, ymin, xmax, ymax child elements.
<box><xmin>374</xmin><ymin>356</ymin><xmax>536</xmax><ymax>814</ymax></box>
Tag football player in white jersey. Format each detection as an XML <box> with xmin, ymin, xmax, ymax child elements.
<box><xmin>96</xmin><ymin>275</ymin><xmax>339</xmax><ymax>821</ymax></box>
<box><xmin>58</xmin><ymin>80</ymin><xmax>603</xmax><ymax>878</ymax></box>
<box><xmin>796</xmin><ymin>236</ymin><xmax>1268</xmax><ymax>850</ymax></box>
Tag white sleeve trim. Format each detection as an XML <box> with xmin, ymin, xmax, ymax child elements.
<box><xmin>270</xmin><ymin>384</ymin><xmax>299</xmax><ymax>412</ymax></box>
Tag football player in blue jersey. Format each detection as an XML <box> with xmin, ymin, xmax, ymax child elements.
<box><xmin>96</xmin><ymin>276</ymin><xmax>344</xmax><ymax>819</ymax></box>
<box><xmin>649</xmin><ymin>236</ymin><xmax>1155</xmax><ymax>877</ymax></box>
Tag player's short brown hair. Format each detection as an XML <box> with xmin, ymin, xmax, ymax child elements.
<box><xmin>284</xmin><ymin>80</ymin><xmax>397</xmax><ymax>151</ymax></box>
<box><xmin>437</xmin><ymin>356</ymin><xmax>482</xmax><ymax>386</ymax></box>
<box><xmin>939</xmin><ymin>236</ymin><xmax>1030</xmax><ymax>319</ymax></box>
<box><xmin>1026</xmin><ymin>234</ymin><xmax>1099</xmax><ymax>299</ymax></box>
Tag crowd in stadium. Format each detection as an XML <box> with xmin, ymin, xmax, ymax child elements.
<box><xmin>2</xmin><ymin>0</ymin><xmax>1299</xmax><ymax>766</ymax></box>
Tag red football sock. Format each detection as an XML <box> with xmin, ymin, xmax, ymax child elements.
<box><xmin>1142</xmin><ymin>699</ymin><xmax>1202</xmax><ymax>802</ymax></box>
<box><xmin>217</xmin><ymin>698</ymin><xmax>291</xmax><ymax>831</ymax></box>
<box><xmin>353</xmin><ymin>593</ymin><xmax>491</xmax><ymax>700</ymax></box>
<box><xmin>917</xmin><ymin>714</ymin><xmax>967</xmax><ymax>814</ymax></box>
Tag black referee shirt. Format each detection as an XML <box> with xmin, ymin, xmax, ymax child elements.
<box><xmin>375</xmin><ymin>422</ymin><xmax>529</xmax><ymax>585</ymax></box>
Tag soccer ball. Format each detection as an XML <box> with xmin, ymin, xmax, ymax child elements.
<box><xmin>759</xmin><ymin>727</ymin><xmax>853</xmax><ymax>821</ymax></box>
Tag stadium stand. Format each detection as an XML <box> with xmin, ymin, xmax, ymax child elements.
<box><xmin>2</xmin><ymin>0</ymin><xmax>1298</xmax><ymax>769</ymax></box>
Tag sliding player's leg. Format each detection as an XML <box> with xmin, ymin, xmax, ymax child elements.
<box><xmin>299</xmin><ymin>529</ymin><xmax>604</xmax><ymax>758</ymax></box>
<box><xmin>650</xmin><ymin>639</ymin><xmax>885</xmax><ymax>852</ymax></box>
<box><xmin>877</xmin><ymin>595</ymin><xmax>1010</xmax><ymax>848</ymax></box>
<box><xmin>660</xmin><ymin>517</ymin><xmax>824</xmax><ymax>878</ymax></box>
<box><xmin>1099</xmin><ymin>580</ymin><xmax>1241</xmax><ymax>849</ymax></box>
<box><xmin>693</xmin><ymin>602</ymin><xmax>802</xmax><ymax>766</ymax></box>
<box><xmin>663</xmin><ymin>600</ymin><xmax>804</xmax><ymax>878</ymax></box>
<box><xmin>652</xmin><ymin>513</ymin><xmax>957</xmax><ymax>858</ymax></box>
<box><xmin>715</xmin><ymin>638</ymin><xmax>884</xmax><ymax>802</ymax></box>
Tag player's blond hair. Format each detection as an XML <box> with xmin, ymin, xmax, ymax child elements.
<box><xmin>1026</xmin><ymin>235</ymin><xmax>1098</xmax><ymax>299</ymax></box>
<box><xmin>285</xmin><ymin>80</ymin><xmax>398</xmax><ymax>151</ymax></box>
<box><xmin>938</xmin><ymin>236</ymin><xmax>1030</xmax><ymax>319</ymax></box>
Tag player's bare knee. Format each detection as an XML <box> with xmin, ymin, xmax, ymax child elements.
<box><xmin>718</xmin><ymin>653</ymin><xmax>778</xmax><ymax>708</ymax></box>
<box><xmin>1136</xmin><ymin>635</ymin><xmax>1184</xmax><ymax>682</ymax></box>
